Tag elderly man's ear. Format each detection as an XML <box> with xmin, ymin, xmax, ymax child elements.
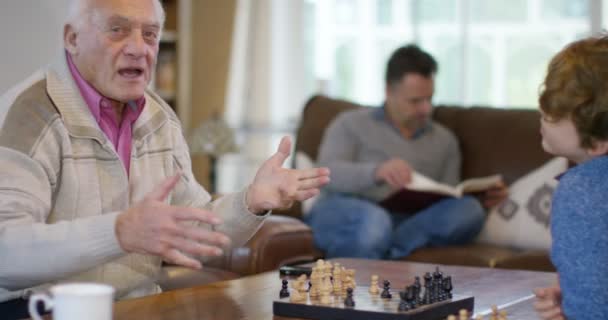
<box><xmin>63</xmin><ymin>24</ymin><xmax>78</xmax><ymax>55</ymax></box>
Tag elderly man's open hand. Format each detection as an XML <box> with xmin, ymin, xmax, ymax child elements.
<box><xmin>246</xmin><ymin>136</ymin><xmax>330</xmax><ymax>213</ymax></box>
<box><xmin>115</xmin><ymin>174</ymin><xmax>231</xmax><ymax>270</ymax></box>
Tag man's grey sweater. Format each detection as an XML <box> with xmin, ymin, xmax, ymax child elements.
<box><xmin>317</xmin><ymin>107</ymin><xmax>461</xmax><ymax>201</ymax></box>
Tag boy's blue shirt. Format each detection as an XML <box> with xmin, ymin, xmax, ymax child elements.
<box><xmin>551</xmin><ymin>155</ymin><xmax>608</xmax><ymax>319</ymax></box>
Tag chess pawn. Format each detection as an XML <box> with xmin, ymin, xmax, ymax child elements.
<box><xmin>369</xmin><ymin>275</ymin><xmax>379</xmax><ymax>295</ymax></box>
<box><xmin>381</xmin><ymin>279</ymin><xmax>392</xmax><ymax>299</ymax></box>
<box><xmin>447</xmin><ymin>316</ymin><xmax>457</xmax><ymax>320</ymax></box>
<box><xmin>280</xmin><ymin>279</ymin><xmax>290</xmax><ymax>298</ymax></box>
<box><xmin>344</xmin><ymin>287</ymin><xmax>355</xmax><ymax>307</ymax></box>
<box><xmin>289</xmin><ymin>289</ymin><xmax>303</xmax><ymax>302</ymax></box>
<box><xmin>320</xmin><ymin>278</ymin><xmax>332</xmax><ymax>304</ymax></box>
<box><xmin>498</xmin><ymin>310</ymin><xmax>508</xmax><ymax>320</ymax></box>
<box><xmin>458</xmin><ymin>309</ymin><xmax>469</xmax><ymax>320</ymax></box>
<box><xmin>397</xmin><ymin>290</ymin><xmax>410</xmax><ymax>311</ymax></box>
<box><xmin>309</xmin><ymin>268</ymin><xmax>320</xmax><ymax>298</ymax></box>
<box><xmin>443</xmin><ymin>276</ymin><xmax>453</xmax><ymax>299</ymax></box>
<box><xmin>333</xmin><ymin>266</ymin><xmax>342</xmax><ymax>295</ymax></box>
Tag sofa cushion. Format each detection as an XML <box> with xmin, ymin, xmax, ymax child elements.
<box><xmin>432</xmin><ymin>106</ymin><xmax>553</xmax><ymax>184</ymax></box>
<box><xmin>475</xmin><ymin>157</ymin><xmax>567</xmax><ymax>250</ymax></box>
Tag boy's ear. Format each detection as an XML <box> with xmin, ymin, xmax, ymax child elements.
<box><xmin>587</xmin><ymin>139</ymin><xmax>608</xmax><ymax>157</ymax></box>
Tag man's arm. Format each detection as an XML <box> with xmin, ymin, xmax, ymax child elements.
<box><xmin>0</xmin><ymin>148</ymin><xmax>125</xmax><ymax>291</ymax></box>
<box><xmin>317</xmin><ymin>114</ymin><xmax>379</xmax><ymax>193</ymax></box>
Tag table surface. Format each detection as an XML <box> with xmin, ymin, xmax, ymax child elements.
<box><xmin>113</xmin><ymin>258</ymin><xmax>556</xmax><ymax>320</ymax></box>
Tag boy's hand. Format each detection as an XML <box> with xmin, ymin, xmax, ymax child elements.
<box><xmin>534</xmin><ymin>285</ymin><xmax>565</xmax><ymax>320</ymax></box>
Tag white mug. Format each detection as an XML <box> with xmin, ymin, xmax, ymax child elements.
<box><xmin>28</xmin><ymin>283</ymin><xmax>115</xmax><ymax>320</ymax></box>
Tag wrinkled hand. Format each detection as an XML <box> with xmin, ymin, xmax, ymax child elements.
<box><xmin>246</xmin><ymin>136</ymin><xmax>330</xmax><ymax>213</ymax></box>
<box><xmin>375</xmin><ymin>158</ymin><xmax>412</xmax><ymax>189</ymax></box>
<box><xmin>115</xmin><ymin>174</ymin><xmax>231</xmax><ymax>269</ymax></box>
<box><xmin>481</xmin><ymin>180</ymin><xmax>508</xmax><ymax>209</ymax></box>
<box><xmin>534</xmin><ymin>285</ymin><xmax>565</xmax><ymax>320</ymax></box>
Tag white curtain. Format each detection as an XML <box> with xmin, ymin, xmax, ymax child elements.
<box><xmin>219</xmin><ymin>0</ymin><xmax>314</xmax><ymax>193</ymax></box>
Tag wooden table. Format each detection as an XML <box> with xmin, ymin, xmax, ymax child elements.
<box><xmin>113</xmin><ymin>258</ymin><xmax>556</xmax><ymax>319</ymax></box>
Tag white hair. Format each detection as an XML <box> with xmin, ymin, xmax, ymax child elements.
<box><xmin>66</xmin><ymin>0</ymin><xmax>166</xmax><ymax>30</ymax></box>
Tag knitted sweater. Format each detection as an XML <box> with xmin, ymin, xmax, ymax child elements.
<box><xmin>0</xmin><ymin>55</ymin><xmax>266</xmax><ymax>302</ymax></box>
<box><xmin>317</xmin><ymin>107</ymin><xmax>460</xmax><ymax>201</ymax></box>
<box><xmin>551</xmin><ymin>155</ymin><xmax>608</xmax><ymax>319</ymax></box>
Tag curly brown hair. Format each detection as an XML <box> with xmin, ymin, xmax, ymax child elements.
<box><xmin>539</xmin><ymin>35</ymin><xmax>608</xmax><ymax>148</ymax></box>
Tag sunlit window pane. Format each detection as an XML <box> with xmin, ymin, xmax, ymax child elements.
<box><xmin>541</xmin><ymin>0</ymin><xmax>588</xmax><ymax>20</ymax></box>
<box><xmin>506</xmin><ymin>36</ymin><xmax>564</xmax><ymax>108</ymax></box>
<box><xmin>416</xmin><ymin>0</ymin><xmax>457</xmax><ymax>23</ymax></box>
<box><xmin>469</xmin><ymin>0</ymin><xmax>528</xmax><ymax>23</ymax></box>
<box><xmin>335</xmin><ymin>0</ymin><xmax>358</xmax><ymax>25</ymax></box>
<box><xmin>377</xmin><ymin>0</ymin><xmax>393</xmax><ymax>26</ymax></box>
<box><xmin>467</xmin><ymin>39</ymin><xmax>493</xmax><ymax>106</ymax></box>
<box><xmin>305</xmin><ymin>0</ymin><xmax>593</xmax><ymax>109</ymax></box>
<box><xmin>334</xmin><ymin>40</ymin><xmax>356</xmax><ymax>98</ymax></box>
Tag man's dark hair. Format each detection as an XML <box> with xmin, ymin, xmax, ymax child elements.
<box><xmin>385</xmin><ymin>44</ymin><xmax>438</xmax><ymax>86</ymax></box>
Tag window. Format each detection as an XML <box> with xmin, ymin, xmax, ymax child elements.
<box><xmin>307</xmin><ymin>0</ymin><xmax>595</xmax><ymax>108</ymax></box>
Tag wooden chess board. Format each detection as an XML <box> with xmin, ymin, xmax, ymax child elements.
<box><xmin>273</xmin><ymin>285</ymin><xmax>474</xmax><ymax>320</ymax></box>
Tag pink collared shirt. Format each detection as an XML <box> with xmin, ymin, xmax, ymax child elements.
<box><xmin>66</xmin><ymin>52</ymin><xmax>144</xmax><ymax>176</ymax></box>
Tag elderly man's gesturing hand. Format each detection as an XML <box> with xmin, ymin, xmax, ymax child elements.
<box><xmin>115</xmin><ymin>174</ymin><xmax>231</xmax><ymax>269</ymax></box>
<box><xmin>246</xmin><ymin>136</ymin><xmax>331</xmax><ymax>214</ymax></box>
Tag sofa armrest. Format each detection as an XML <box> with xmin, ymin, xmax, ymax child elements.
<box><xmin>214</xmin><ymin>215</ymin><xmax>322</xmax><ymax>275</ymax></box>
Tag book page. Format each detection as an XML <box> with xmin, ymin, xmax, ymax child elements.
<box><xmin>406</xmin><ymin>172</ymin><xmax>462</xmax><ymax>197</ymax></box>
<box><xmin>406</xmin><ymin>172</ymin><xmax>502</xmax><ymax>197</ymax></box>
<box><xmin>459</xmin><ymin>174</ymin><xmax>502</xmax><ymax>193</ymax></box>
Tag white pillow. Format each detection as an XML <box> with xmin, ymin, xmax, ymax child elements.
<box><xmin>475</xmin><ymin>157</ymin><xmax>568</xmax><ymax>251</ymax></box>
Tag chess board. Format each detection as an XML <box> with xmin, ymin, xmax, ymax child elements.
<box><xmin>273</xmin><ymin>285</ymin><xmax>474</xmax><ymax>320</ymax></box>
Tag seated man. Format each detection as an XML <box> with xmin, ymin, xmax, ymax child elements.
<box><xmin>0</xmin><ymin>0</ymin><xmax>330</xmax><ymax>319</ymax></box>
<box><xmin>305</xmin><ymin>44</ymin><xmax>506</xmax><ymax>260</ymax></box>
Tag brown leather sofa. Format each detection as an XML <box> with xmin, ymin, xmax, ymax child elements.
<box><xmin>278</xmin><ymin>95</ymin><xmax>556</xmax><ymax>272</ymax></box>
<box><xmin>158</xmin><ymin>93</ymin><xmax>555</xmax><ymax>291</ymax></box>
<box><xmin>157</xmin><ymin>215</ymin><xmax>322</xmax><ymax>291</ymax></box>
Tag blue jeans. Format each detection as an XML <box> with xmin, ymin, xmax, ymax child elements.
<box><xmin>304</xmin><ymin>193</ymin><xmax>485</xmax><ymax>260</ymax></box>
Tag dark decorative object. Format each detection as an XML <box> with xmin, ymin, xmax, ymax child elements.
<box><xmin>496</xmin><ymin>198</ymin><xmax>519</xmax><ymax>220</ymax></box>
<box><xmin>526</xmin><ymin>183</ymin><xmax>554</xmax><ymax>227</ymax></box>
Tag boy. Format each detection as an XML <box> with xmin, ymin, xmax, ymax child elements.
<box><xmin>534</xmin><ymin>36</ymin><xmax>608</xmax><ymax>319</ymax></box>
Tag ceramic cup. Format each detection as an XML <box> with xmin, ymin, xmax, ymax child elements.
<box><xmin>28</xmin><ymin>283</ymin><xmax>114</xmax><ymax>320</ymax></box>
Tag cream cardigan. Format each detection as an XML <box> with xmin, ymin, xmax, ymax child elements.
<box><xmin>0</xmin><ymin>55</ymin><xmax>266</xmax><ymax>302</ymax></box>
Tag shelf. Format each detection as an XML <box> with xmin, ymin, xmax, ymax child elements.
<box><xmin>161</xmin><ymin>30</ymin><xmax>178</xmax><ymax>43</ymax></box>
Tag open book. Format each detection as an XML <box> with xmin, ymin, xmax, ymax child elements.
<box><xmin>379</xmin><ymin>172</ymin><xmax>502</xmax><ymax>213</ymax></box>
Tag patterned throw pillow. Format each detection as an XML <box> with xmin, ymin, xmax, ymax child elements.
<box><xmin>475</xmin><ymin>157</ymin><xmax>568</xmax><ymax>250</ymax></box>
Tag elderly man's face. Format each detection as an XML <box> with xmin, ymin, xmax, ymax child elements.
<box><xmin>66</xmin><ymin>0</ymin><xmax>162</xmax><ymax>102</ymax></box>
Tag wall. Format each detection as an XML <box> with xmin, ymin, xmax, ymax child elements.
<box><xmin>0</xmin><ymin>0</ymin><xmax>69</xmax><ymax>94</ymax></box>
<box><xmin>188</xmin><ymin>0</ymin><xmax>237</xmax><ymax>190</ymax></box>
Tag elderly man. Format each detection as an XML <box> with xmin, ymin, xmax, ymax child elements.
<box><xmin>0</xmin><ymin>0</ymin><xmax>329</xmax><ymax>318</ymax></box>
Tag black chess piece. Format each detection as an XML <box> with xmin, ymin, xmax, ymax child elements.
<box><xmin>406</xmin><ymin>285</ymin><xmax>417</xmax><ymax>309</ymax></box>
<box><xmin>443</xmin><ymin>276</ymin><xmax>453</xmax><ymax>299</ymax></box>
<box><xmin>280</xmin><ymin>279</ymin><xmax>290</xmax><ymax>298</ymax></box>
<box><xmin>422</xmin><ymin>273</ymin><xmax>432</xmax><ymax>305</ymax></box>
<box><xmin>381</xmin><ymin>279</ymin><xmax>392</xmax><ymax>299</ymax></box>
<box><xmin>344</xmin><ymin>287</ymin><xmax>355</xmax><ymax>307</ymax></box>
<box><xmin>433</xmin><ymin>267</ymin><xmax>444</xmax><ymax>301</ymax></box>
<box><xmin>413</xmin><ymin>276</ymin><xmax>422</xmax><ymax>304</ymax></box>
<box><xmin>398</xmin><ymin>288</ymin><xmax>410</xmax><ymax>311</ymax></box>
